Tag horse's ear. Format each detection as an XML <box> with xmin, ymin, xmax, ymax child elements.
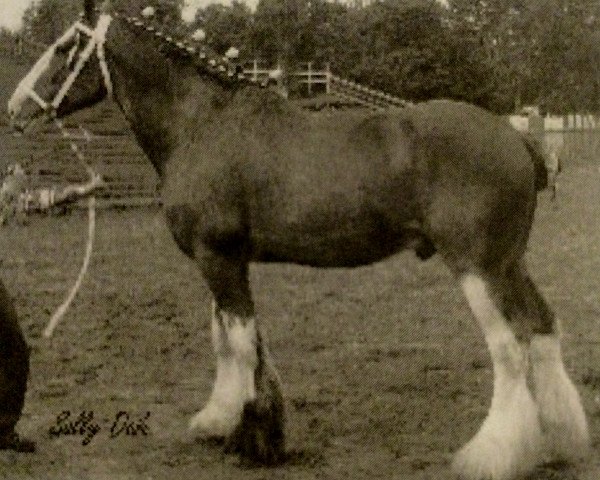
<box><xmin>83</xmin><ymin>0</ymin><xmax>96</xmax><ymax>22</ymax></box>
<box><xmin>99</xmin><ymin>0</ymin><xmax>112</xmax><ymax>13</ymax></box>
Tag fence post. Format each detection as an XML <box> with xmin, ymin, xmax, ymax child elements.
<box><xmin>325</xmin><ymin>63</ymin><xmax>331</xmax><ymax>94</ymax></box>
<box><xmin>252</xmin><ymin>59</ymin><xmax>259</xmax><ymax>82</ymax></box>
<box><xmin>307</xmin><ymin>61</ymin><xmax>312</xmax><ymax>96</ymax></box>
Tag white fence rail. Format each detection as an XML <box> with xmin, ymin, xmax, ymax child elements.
<box><xmin>509</xmin><ymin>114</ymin><xmax>600</xmax><ymax>133</ymax></box>
<box><xmin>508</xmin><ymin>113</ymin><xmax>600</xmax><ymax>167</ymax></box>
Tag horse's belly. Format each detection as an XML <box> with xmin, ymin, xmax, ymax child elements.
<box><xmin>251</xmin><ymin>220</ymin><xmax>419</xmax><ymax>267</ymax></box>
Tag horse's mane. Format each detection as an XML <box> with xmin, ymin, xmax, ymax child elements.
<box><xmin>111</xmin><ymin>10</ymin><xmax>262</xmax><ymax>91</ymax></box>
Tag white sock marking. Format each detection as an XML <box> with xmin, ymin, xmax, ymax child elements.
<box><xmin>530</xmin><ymin>334</ymin><xmax>590</xmax><ymax>461</ymax></box>
<box><xmin>453</xmin><ymin>274</ymin><xmax>543</xmax><ymax>480</ymax></box>
<box><xmin>189</xmin><ymin>305</ymin><xmax>257</xmax><ymax>437</ymax></box>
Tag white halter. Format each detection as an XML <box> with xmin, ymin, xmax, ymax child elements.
<box><xmin>8</xmin><ymin>14</ymin><xmax>113</xmax><ymax>117</ymax></box>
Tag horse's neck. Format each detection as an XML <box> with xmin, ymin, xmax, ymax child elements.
<box><xmin>106</xmin><ymin>31</ymin><xmax>232</xmax><ymax>176</ymax></box>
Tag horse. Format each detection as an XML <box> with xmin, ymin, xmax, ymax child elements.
<box><xmin>7</xmin><ymin>1</ymin><xmax>590</xmax><ymax>478</ymax></box>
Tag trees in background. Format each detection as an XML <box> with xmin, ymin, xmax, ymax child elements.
<box><xmin>329</xmin><ymin>1</ymin><xmax>500</xmax><ymax>109</ymax></box>
<box><xmin>21</xmin><ymin>0</ymin><xmax>80</xmax><ymax>45</ymax></box>
<box><xmin>193</xmin><ymin>1</ymin><xmax>254</xmax><ymax>56</ymax></box>
<box><xmin>20</xmin><ymin>0</ymin><xmax>184</xmax><ymax>42</ymax></box>
<box><xmin>17</xmin><ymin>0</ymin><xmax>600</xmax><ymax>114</ymax></box>
<box><xmin>447</xmin><ymin>0</ymin><xmax>600</xmax><ymax>113</ymax></box>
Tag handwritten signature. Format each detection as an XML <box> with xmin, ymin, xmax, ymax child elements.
<box><xmin>48</xmin><ymin>411</ymin><xmax>151</xmax><ymax>445</ymax></box>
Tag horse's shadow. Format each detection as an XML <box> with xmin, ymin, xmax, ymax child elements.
<box><xmin>168</xmin><ymin>433</ymin><xmax>593</xmax><ymax>477</ymax></box>
<box><xmin>522</xmin><ymin>461</ymin><xmax>584</xmax><ymax>480</ymax></box>
<box><xmin>176</xmin><ymin>436</ymin><xmax>325</xmax><ymax>470</ymax></box>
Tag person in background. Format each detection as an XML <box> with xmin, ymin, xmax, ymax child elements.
<box><xmin>0</xmin><ymin>166</ymin><xmax>104</xmax><ymax>452</ymax></box>
<box><xmin>544</xmin><ymin>133</ymin><xmax>563</xmax><ymax>202</ymax></box>
<box><xmin>1</xmin><ymin>165</ymin><xmax>104</xmax><ymax>220</ymax></box>
<box><xmin>24</xmin><ymin>172</ymin><xmax>104</xmax><ymax>213</ymax></box>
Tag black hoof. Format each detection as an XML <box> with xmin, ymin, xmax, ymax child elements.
<box><xmin>226</xmin><ymin>399</ymin><xmax>285</xmax><ymax>466</ymax></box>
<box><xmin>0</xmin><ymin>432</ymin><xmax>35</xmax><ymax>453</ymax></box>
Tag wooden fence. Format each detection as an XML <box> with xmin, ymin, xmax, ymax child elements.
<box><xmin>242</xmin><ymin>61</ymin><xmax>331</xmax><ymax>95</ymax></box>
<box><xmin>0</xmin><ymin>105</ymin><xmax>160</xmax><ymax>210</ymax></box>
<box><xmin>242</xmin><ymin>61</ymin><xmax>408</xmax><ymax>109</ymax></box>
<box><xmin>547</xmin><ymin>129</ymin><xmax>600</xmax><ymax>167</ymax></box>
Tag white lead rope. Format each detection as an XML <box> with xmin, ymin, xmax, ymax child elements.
<box><xmin>43</xmin><ymin>119</ymin><xmax>97</xmax><ymax>338</ymax></box>
<box><xmin>44</xmin><ymin>197</ymin><xmax>95</xmax><ymax>338</ymax></box>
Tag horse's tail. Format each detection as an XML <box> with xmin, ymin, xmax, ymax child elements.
<box><xmin>520</xmin><ymin>132</ymin><xmax>549</xmax><ymax>192</ymax></box>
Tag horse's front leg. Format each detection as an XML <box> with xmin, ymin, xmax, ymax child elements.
<box><xmin>189</xmin><ymin>251</ymin><xmax>285</xmax><ymax>464</ymax></box>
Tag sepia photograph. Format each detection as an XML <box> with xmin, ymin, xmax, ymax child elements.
<box><xmin>0</xmin><ymin>0</ymin><xmax>598</xmax><ymax>478</ymax></box>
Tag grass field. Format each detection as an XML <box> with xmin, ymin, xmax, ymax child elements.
<box><xmin>0</xmin><ymin>161</ymin><xmax>598</xmax><ymax>480</ymax></box>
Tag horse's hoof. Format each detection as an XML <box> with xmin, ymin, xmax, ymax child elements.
<box><xmin>452</xmin><ymin>383</ymin><xmax>543</xmax><ymax>480</ymax></box>
<box><xmin>227</xmin><ymin>400</ymin><xmax>285</xmax><ymax>466</ymax></box>
<box><xmin>188</xmin><ymin>401</ymin><xmax>242</xmax><ymax>438</ymax></box>
<box><xmin>538</xmin><ymin>386</ymin><xmax>590</xmax><ymax>463</ymax></box>
<box><xmin>224</xmin><ymin>340</ymin><xmax>287</xmax><ymax>465</ymax></box>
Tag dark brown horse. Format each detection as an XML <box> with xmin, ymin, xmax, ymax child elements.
<box><xmin>7</xmin><ymin>1</ymin><xmax>590</xmax><ymax>478</ymax></box>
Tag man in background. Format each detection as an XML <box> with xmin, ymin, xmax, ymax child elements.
<box><xmin>0</xmin><ymin>280</ymin><xmax>34</xmax><ymax>452</ymax></box>
<box><xmin>544</xmin><ymin>133</ymin><xmax>563</xmax><ymax>201</ymax></box>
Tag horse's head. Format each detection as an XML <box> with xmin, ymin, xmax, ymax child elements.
<box><xmin>7</xmin><ymin>0</ymin><xmax>113</xmax><ymax>132</ymax></box>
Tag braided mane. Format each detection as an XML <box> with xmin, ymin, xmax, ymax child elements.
<box><xmin>112</xmin><ymin>10</ymin><xmax>261</xmax><ymax>90</ymax></box>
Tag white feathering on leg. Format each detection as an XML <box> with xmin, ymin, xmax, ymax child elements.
<box><xmin>189</xmin><ymin>306</ymin><xmax>257</xmax><ymax>437</ymax></box>
<box><xmin>530</xmin><ymin>334</ymin><xmax>590</xmax><ymax>462</ymax></box>
<box><xmin>453</xmin><ymin>275</ymin><xmax>543</xmax><ymax>480</ymax></box>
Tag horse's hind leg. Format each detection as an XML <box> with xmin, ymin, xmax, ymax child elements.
<box><xmin>452</xmin><ymin>261</ymin><xmax>590</xmax><ymax>479</ymax></box>
<box><xmin>188</xmin><ymin>251</ymin><xmax>285</xmax><ymax>464</ymax></box>
<box><xmin>519</xmin><ymin>269</ymin><xmax>590</xmax><ymax>462</ymax></box>
<box><xmin>452</xmin><ymin>269</ymin><xmax>543</xmax><ymax>480</ymax></box>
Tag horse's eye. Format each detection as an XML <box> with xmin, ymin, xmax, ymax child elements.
<box><xmin>55</xmin><ymin>39</ymin><xmax>75</xmax><ymax>55</ymax></box>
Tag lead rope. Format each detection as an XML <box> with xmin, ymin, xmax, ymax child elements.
<box><xmin>43</xmin><ymin>118</ymin><xmax>97</xmax><ymax>338</ymax></box>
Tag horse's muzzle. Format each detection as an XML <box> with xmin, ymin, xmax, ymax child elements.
<box><xmin>8</xmin><ymin>107</ymin><xmax>53</xmax><ymax>134</ymax></box>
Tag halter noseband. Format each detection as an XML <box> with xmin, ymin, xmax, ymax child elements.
<box><xmin>14</xmin><ymin>14</ymin><xmax>113</xmax><ymax>116</ymax></box>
